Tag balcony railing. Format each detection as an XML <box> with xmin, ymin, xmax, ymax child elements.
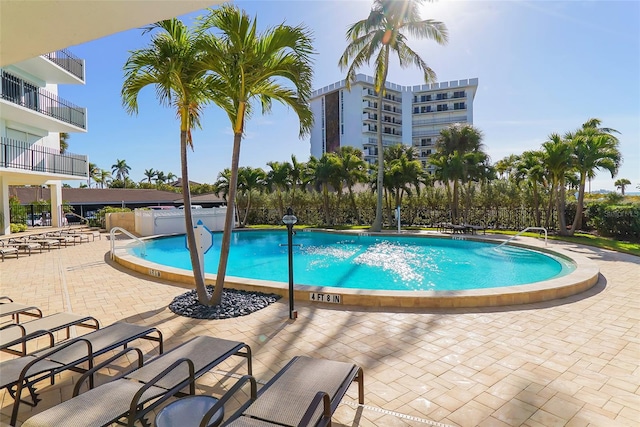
<box><xmin>0</xmin><ymin>70</ymin><xmax>86</xmax><ymax>129</ymax></box>
<box><xmin>43</xmin><ymin>49</ymin><xmax>84</xmax><ymax>81</ymax></box>
<box><xmin>1</xmin><ymin>137</ymin><xmax>88</xmax><ymax>178</ymax></box>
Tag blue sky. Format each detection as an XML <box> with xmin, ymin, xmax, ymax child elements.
<box><xmin>59</xmin><ymin>0</ymin><xmax>640</xmax><ymax>192</ymax></box>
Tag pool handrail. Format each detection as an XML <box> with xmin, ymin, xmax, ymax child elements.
<box><xmin>497</xmin><ymin>226</ymin><xmax>547</xmax><ymax>248</ymax></box>
<box><xmin>109</xmin><ymin>227</ymin><xmax>146</xmax><ymax>259</ymax></box>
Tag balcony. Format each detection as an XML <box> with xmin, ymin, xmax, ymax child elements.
<box><xmin>43</xmin><ymin>49</ymin><xmax>84</xmax><ymax>81</ymax></box>
<box><xmin>1</xmin><ymin>137</ymin><xmax>88</xmax><ymax>178</ymax></box>
<box><xmin>1</xmin><ymin>70</ymin><xmax>87</xmax><ymax>132</ymax></box>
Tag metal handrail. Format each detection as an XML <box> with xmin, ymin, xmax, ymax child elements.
<box><xmin>109</xmin><ymin>227</ymin><xmax>146</xmax><ymax>260</ymax></box>
<box><xmin>497</xmin><ymin>227</ymin><xmax>547</xmax><ymax>248</ymax></box>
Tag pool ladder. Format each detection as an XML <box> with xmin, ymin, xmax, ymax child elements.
<box><xmin>497</xmin><ymin>226</ymin><xmax>548</xmax><ymax>248</ymax></box>
<box><xmin>109</xmin><ymin>227</ymin><xmax>146</xmax><ymax>259</ymax></box>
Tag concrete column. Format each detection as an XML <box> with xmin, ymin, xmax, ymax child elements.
<box><xmin>50</xmin><ymin>181</ymin><xmax>63</xmax><ymax>227</ymax></box>
<box><xmin>0</xmin><ymin>175</ymin><xmax>10</xmax><ymax>235</ymax></box>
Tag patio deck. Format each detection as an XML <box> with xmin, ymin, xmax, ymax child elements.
<box><xmin>0</xmin><ymin>233</ymin><xmax>638</xmax><ymax>426</ymax></box>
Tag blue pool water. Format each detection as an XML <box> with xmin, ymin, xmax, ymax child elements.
<box><xmin>130</xmin><ymin>230</ymin><xmax>574</xmax><ymax>291</ymax></box>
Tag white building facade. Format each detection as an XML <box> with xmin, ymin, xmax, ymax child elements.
<box><xmin>309</xmin><ymin>74</ymin><xmax>478</xmax><ymax>171</ymax></box>
<box><xmin>0</xmin><ymin>49</ymin><xmax>89</xmax><ymax>235</ymax></box>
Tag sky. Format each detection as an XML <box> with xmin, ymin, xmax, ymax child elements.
<box><xmin>59</xmin><ymin>0</ymin><xmax>640</xmax><ymax>192</ymax></box>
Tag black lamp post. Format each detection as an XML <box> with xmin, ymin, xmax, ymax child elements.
<box><xmin>282</xmin><ymin>207</ymin><xmax>298</xmax><ymax>320</ymax></box>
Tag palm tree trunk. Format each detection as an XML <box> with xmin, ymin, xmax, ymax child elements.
<box><xmin>370</xmin><ymin>47</ymin><xmax>390</xmax><ymax>232</ymax></box>
<box><xmin>569</xmin><ymin>173</ymin><xmax>586</xmax><ymax>235</ymax></box>
<box><xmin>211</xmin><ymin>124</ymin><xmax>244</xmax><ymax>305</ymax></box>
<box><xmin>452</xmin><ymin>180</ymin><xmax>459</xmax><ymax>223</ymax></box>
<box><xmin>181</xmin><ymin>130</ymin><xmax>208</xmax><ymax>305</ymax></box>
<box><xmin>371</xmin><ymin>90</ymin><xmax>384</xmax><ymax>232</ymax></box>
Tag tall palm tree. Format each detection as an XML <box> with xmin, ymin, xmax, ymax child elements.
<box><xmin>196</xmin><ymin>5</ymin><xmax>314</xmax><ymax>306</ymax></box>
<box><xmin>542</xmin><ymin>133</ymin><xmax>573</xmax><ymax>235</ymax></box>
<box><xmin>266</xmin><ymin>161</ymin><xmax>292</xmax><ymax>219</ymax></box>
<box><xmin>565</xmin><ymin>118</ymin><xmax>621</xmax><ymax>234</ymax></box>
<box><xmin>166</xmin><ymin>172</ymin><xmax>177</xmax><ymax>184</ymax></box>
<box><xmin>615</xmin><ymin>178</ymin><xmax>631</xmax><ymax>195</ymax></box>
<box><xmin>143</xmin><ymin>168</ymin><xmax>157</xmax><ymax>184</ymax></box>
<box><xmin>122</xmin><ymin>18</ymin><xmax>211</xmax><ymax>304</ymax></box>
<box><xmin>111</xmin><ymin>159</ymin><xmax>131</xmax><ymax>186</ymax></box>
<box><xmin>339</xmin><ymin>0</ymin><xmax>448</xmax><ymax>232</ymax></box>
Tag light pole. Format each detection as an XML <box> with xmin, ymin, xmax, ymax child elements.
<box><xmin>282</xmin><ymin>207</ymin><xmax>298</xmax><ymax>320</ymax></box>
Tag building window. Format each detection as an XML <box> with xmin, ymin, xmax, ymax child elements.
<box><xmin>413</xmin><ymin>107</ymin><xmax>419</xmax><ymax>114</ymax></box>
<box><xmin>454</xmin><ymin>102</ymin><xmax>466</xmax><ymax>110</ymax></box>
<box><xmin>453</xmin><ymin>91</ymin><xmax>465</xmax><ymax>98</ymax></box>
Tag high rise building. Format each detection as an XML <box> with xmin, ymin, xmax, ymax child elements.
<box><xmin>309</xmin><ymin>74</ymin><xmax>478</xmax><ymax>171</ymax></box>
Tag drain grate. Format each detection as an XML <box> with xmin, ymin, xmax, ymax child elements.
<box><xmin>342</xmin><ymin>400</ymin><xmax>456</xmax><ymax>426</ymax></box>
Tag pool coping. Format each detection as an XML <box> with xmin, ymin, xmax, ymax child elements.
<box><xmin>112</xmin><ymin>229</ymin><xmax>600</xmax><ymax>308</ymax></box>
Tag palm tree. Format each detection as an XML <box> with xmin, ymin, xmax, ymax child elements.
<box><xmin>237</xmin><ymin>166</ymin><xmax>267</xmax><ymax>227</ymax></box>
<box><xmin>306</xmin><ymin>154</ymin><xmax>340</xmax><ymax>224</ymax></box>
<box><xmin>166</xmin><ymin>172</ymin><xmax>177</xmax><ymax>184</ymax></box>
<box><xmin>111</xmin><ymin>159</ymin><xmax>131</xmax><ymax>186</ymax></box>
<box><xmin>430</xmin><ymin>123</ymin><xmax>485</xmax><ymax>222</ymax></box>
<box><xmin>339</xmin><ymin>0</ymin><xmax>448</xmax><ymax>232</ymax></box>
<box><xmin>213</xmin><ymin>168</ymin><xmax>232</xmax><ymax>200</ymax></box>
<box><xmin>515</xmin><ymin>150</ymin><xmax>546</xmax><ymax>227</ymax></box>
<box><xmin>88</xmin><ymin>162</ymin><xmax>100</xmax><ymax>188</ymax></box>
<box><xmin>566</xmin><ymin>118</ymin><xmax>621</xmax><ymax>234</ymax></box>
<box><xmin>95</xmin><ymin>169</ymin><xmax>112</xmax><ymax>189</ymax></box>
<box><xmin>196</xmin><ymin>5</ymin><xmax>314</xmax><ymax>306</ymax></box>
<box><xmin>542</xmin><ymin>133</ymin><xmax>573</xmax><ymax>235</ymax></box>
<box><xmin>143</xmin><ymin>168</ymin><xmax>157</xmax><ymax>184</ymax></box>
<box><xmin>288</xmin><ymin>154</ymin><xmax>305</xmax><ymax>208</ymax></box>
<box><xmin>122</xmin><ymin>19</ymin><xmax>211</xmax><ymax>304</ymax></box>
<box><xmin>336</xmin><ymin>146</ymin><xmax>368</xmax><ymax>222</ymax></box>
<box><xmin>59</xmin><ymin>132</ymin><xmax>69</xmax><ymax>154</ymax></box>
<box><xmin>266</xmin><ymin>161</ymin><xmax>292</xmax><ymax>219</ymax></box>
<box><xmin>615</xmin><ymin>178</ymin><xmax>631</xmax><ymax>195</ymax></box>
<box><xmin>384</xmin><ymin>146</ymin><xmax>425</xmax><ymax>216</ymax></box>
<box><xmin>155</xmin><ymin>171</ymin><xmax>167</xmax><ymax>185</ymax></box>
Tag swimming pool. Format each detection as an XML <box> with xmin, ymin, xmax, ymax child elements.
<box><xmin>129</xmin><ymin>230</ymin><xmax>574</xmax><ymax>291</ymax></box>
<box><xmin>115</xmin><ymin>229</ymin><xmax>600</xmax><ymax>308</ymax></box>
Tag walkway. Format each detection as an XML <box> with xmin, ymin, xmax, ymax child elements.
<box><xmin>0</xmin><ymin>233</ymin><xmax>638</xmax><ymax>426</ymax></box>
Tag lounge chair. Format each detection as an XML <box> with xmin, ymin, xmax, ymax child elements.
<box><xmin>5</xmin><ymin>238</ymin><xmax>43</xmax><ymax>255</ymax></box>
<box><xmin>0</xmin><ymin>302</ymin><xmax>43</xmax><ymax>322</ymax></box>
<box><xmin>21</xmin><ymin>336</ymin><xmax>252</xmax><ymax>427</ymax></box>
<box><xmin>0</xmin><ymin>321</ymin><xmax>163</xmax><ymax>426</ymax></box>
<box><xmin>201</xmin><ymin>356</ymin><xmax>364</xmax><ymax>427</ymax></box>
<box><xmin>0</xmin><ymin>312</ymin><xmax>100</xmax><ymax>356</ymax></box>
<box><xmin>28</xmin><ymin>236</ymin><xmax>60</xmax><ymax>251</ymax></box>
<box><xmin>0</xmin><ymin>241</ymin><xmax>19</xmax><ymax>261</ymax></box>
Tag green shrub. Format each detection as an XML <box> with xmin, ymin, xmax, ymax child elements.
<box><xmin>10</xmin><ymin>223</ymin><xmax>27</xmax><ymax>233</ymax></box>
<box><xmin>586</xmin><ymin>203</ymin><xmax>640</xmax><ymax>242</ymax></box>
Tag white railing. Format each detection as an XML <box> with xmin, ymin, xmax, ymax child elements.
<box><xmin>497</xmin><ymin>227</ymin><xmax>548</xmax><ymax>248</ymax></box>
<box><xmin>109</xmin><ymin>227</ymin><xmax>146</xmax><ymax>259</ymax></box>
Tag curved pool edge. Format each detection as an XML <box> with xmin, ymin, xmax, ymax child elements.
<box><xmin>111</xmin><ymin>231</ymin><xmax>600</xmax><ymax>309</ymax></box>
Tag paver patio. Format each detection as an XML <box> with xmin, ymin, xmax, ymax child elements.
<box><xmin>0</xmin><ymin>231</ymin><xmax>638</xmax><ymax>426</ymax></box>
